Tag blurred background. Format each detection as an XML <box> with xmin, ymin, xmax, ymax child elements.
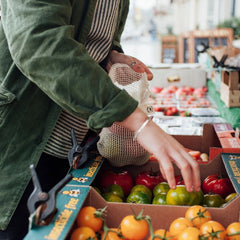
<box><xmin>121</xmin><ymin>0</ymin><xmax>240</xmax><ymax>65</ymax></box>
<box><xmin>1</xmin><ymin>0</ymin><xmax>240</xmax><ymax>65</ymax></box>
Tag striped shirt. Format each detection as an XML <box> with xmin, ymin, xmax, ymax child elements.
<box><xmin>44</xmin><ymin>0</ymin><xmax>120</xmax><ymax>158</ymax></box>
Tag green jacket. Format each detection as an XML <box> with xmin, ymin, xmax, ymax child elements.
<box><xmin>0</xmin><ymin>0</ymin><xmax>137</xmax><ymax>230</ymax></box>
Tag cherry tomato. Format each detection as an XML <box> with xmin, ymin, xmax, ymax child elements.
<box><xmin>201</xmin><ymin>174</ymin><xmax>235</xmax><ymax>198</ymax></box>
<box><xmin>70</xmin><ymin>226</ymin><xmax>96</xmax><ymax>240</ymax></box>
<box><xmin>169</xmin><ymin>217</ymin><xmax>193</xmax><ymax>237</ymax></box>
<box><xmin>120</xmin><ymin>215</ymin><xmax>149</xmax><ymax>240</ymax></box>
<box><xmin>178</xmin><ymin>227</ymin><xmax>200</xmax><ymax>240</ymax></box>
<box><xmin>226</xmin><ymin>222</ymin><xmax>240</xmax><ymax>240</ymax></box>
<box><xmin>135</xmin><ymin>171</ymin><xmax>164</xmax><ymax>191</ymax></box>
<box><xmin>185</xmin><ymin>205</ymin><xmax>212</xmax><ymax>228</ymax></box>
<box><xmin>200</xmin><ymin>220</ymin><xmax>226</xmax><ymax>240</ymax></box>
<box><xmin>76</xmin><ymin>206</ymin><xmax>103</xmax><ymax>232</ymax></box>
<box><xmin>153</xmin><ymin>182</ymin><xmax>170</xmax><ymax>196</ymax></box>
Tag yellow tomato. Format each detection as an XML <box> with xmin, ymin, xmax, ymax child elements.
<box><xmin>200</xmin><ymin>220</ymin><xmax>226</xmax><ymax>240</ymax></box>
<box><xmin>185</xmin><ymin>205</ymin><xmax>212</xmax><ymax>228</ymax></box>
<box><xmin>120</xmin><ymin>215</ymin><xmax>149</xmax><ymax>240</ymax></box>
<box><xmin>226</xmin><ymin>222</ymin><xmax>240</xmax><ymax>240</ymax></box>
<box><xmin>178</xmin><ymin>227</ymin><xmax>200</xmax><ymax>240</ymax></box>
<box><xmin>225</xmin><ymin>193</ymin><xmax>238</xmax><ymax>203</ymax></box>
<box><xmin>76</xmin><ymin>206</ymin><xmax>103</xmax><ymax>232</ymax></box>
<box><xmin>70</xmin><ymin>226</ymin><xmax>96</xmax><ymax>240</ymax></box>
<box><xmin>169</xmin><ymin>217</ymin><xmax>193</xmax><ymax>237</ymax></box>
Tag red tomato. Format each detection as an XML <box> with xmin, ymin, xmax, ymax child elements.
<box><xmin>201</xmin><ymin>174</ymin><xmax>235</xmax><ymax>198</ymax></box>
<box><xmin>151</xmin><ymin>86</ymin><xmax>163</xmax><ymax>93</ymax></box>
<box><xmin>175</xmin><ymin>174</ymin><xmax>184</xmax><ymax>185</ymax></box>
<box><xmin>135</xmin><ymin>171</ymin><xmax>164</xmax><ymax>191</ymax></box>
<box><xmin>153</xmin><ymin>106</ymin><xmax>164</xmax><ymax>112</ymax></box>
<box><xmin>164</xmin><ymin>107</ymin><xmax>178</xmax><ymax>116</ymax></box>
<box><xmin>100</xmin><ymin>170</ymin><xmax>133</xmax><ymax>196</ymax></box>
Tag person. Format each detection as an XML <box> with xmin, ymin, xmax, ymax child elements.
<box><xmin>0</xmin><ymin>0</ymin><xmax>200</xmax><ymax>239</ymax></box>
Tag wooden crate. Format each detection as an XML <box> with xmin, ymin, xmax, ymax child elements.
<box><xmin>220</xmin><ymin>70</ymin><xmax>240</xmax><ymax>107</ymax></box>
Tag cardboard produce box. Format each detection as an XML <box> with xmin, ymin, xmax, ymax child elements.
<box><xmin>211</xmin><ymin>123</ymin><xmax>240</xmax><ymax>159</ymax></box>
<box><xmin>24</xmin><ymin>153</ymin><xmax>240</xmax><ymax>240</ymax></box>
<box><xmin>220</xmin><ymin>70</ymin><xmax>240</xmax><ymax>107</ymax></box>
<box><xmin>84</xmin><ymin>153</ymin><xmax>240</xmax><ymax>231</ymax></box>
<box><xmin>24</xmin><ymin>124</ymin><xmax>239</xmax><ymax>240</ymax></box>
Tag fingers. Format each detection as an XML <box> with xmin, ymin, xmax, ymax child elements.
<box><xmin>175</xmin><ymin>147</ymin><xmax>201</xmax><ymax>192</ymax></box>
<box><xmin>135</xmin><ymin>120</ymin><xmax>201</xmax><ymax>193</ymax></box>
<box><xmin>108</xmin><ymin>51</ymin><xmax>153</xmax><ymax>80</ymax></box>
<box><xmin>129</xmin><ymin>59</ymin><xmax>153</xmax><ymax>80</ymax></box>
<box><xmin>166</xmin><ymin>146</ymin><xmax>201</xmax><ymax>192</ymax></box>
<box><xmin>157</xmin><ymin>149</ymin><xmax>200</xmax><ymax>192</ymax></box>
<box><xmin>119</xmin><ymin>108</ymin><xmax>201</xmax><ymax>193</ymax></box>
<box><xmin>157</xmin><ymin>154</ymin><xmax>176</xmax><ymax>189</ymax></box>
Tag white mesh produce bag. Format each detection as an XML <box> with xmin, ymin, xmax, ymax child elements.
<box><xmin>97</xmin><ymin>63</ymin><xmax>154</xmax><ymax>167</ymax></box>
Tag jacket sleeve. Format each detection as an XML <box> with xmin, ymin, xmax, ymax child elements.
<box><xmin>0</xmin><ymin>0</ymin><xmax>138</xmax><ymax>131</ymax></box>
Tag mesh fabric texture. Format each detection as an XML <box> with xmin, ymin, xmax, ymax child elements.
<box><xmin>97</xmin><ymin>63</ymin><xmax>154</xmax><ymax>167</ymax></box>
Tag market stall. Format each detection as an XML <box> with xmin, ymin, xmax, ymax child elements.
<box><xmin>22</xmin><ymin>58</ymin><xmax>240</xmax><ymax>240</ymax></box>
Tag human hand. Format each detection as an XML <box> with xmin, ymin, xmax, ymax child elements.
<box><xmin>117</xmin><ymin>108</ymin><xmax>201</xmax><ymax>193</ymax></box>
<box><xmin>106</xmin><ymin>50</ymin><xmax>153</xmax><ymax>80</ymax></box>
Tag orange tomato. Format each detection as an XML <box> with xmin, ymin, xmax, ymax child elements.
<box><xmin>178</xmin><ymin>227</ymin><xmax>200</xmax><ymax>240</ymax></box>
<box><xmin>120</xmin><ymin>215</ymin><xmax>149</xmax><ymax>240</ymax></box>
<box><xmin>185</xmin><ymin>205</ymin><xmax>212</xmax><ymax>228</ymax></box>
<box><xmin>70</xmin><ymin>226</ymin><xmax>96</xmax><ymax>240</ymax></box>
<box><xmin>200</xmin><ymin>220</ymin><xmax>226</xmax><ymax>240</ymax></box>
<box><xmin>226</xmin><ymin>222</ymin><xmax>240</xmax><ymax>240</ymax></box>
<box><xmin>76</xmin><ymin>206</ymin><xmax>103</xmax><ymax>232</ymax></box>
<box><xmin>101</xmin><ymin>228</ymin><xmax>123</xmax><ymax>240</ymax></box>
<box><xmin>147</xmin><ymin>229</ymin><xmax>175</xmax><ymax>240</ymax></box>
<box><xmin>169</xmin><ymin>217</ymin><xmax>193</xmax><ymax>237</ymax></box>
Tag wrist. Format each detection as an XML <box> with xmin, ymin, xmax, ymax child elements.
<box><xmin>133</xmin><ymin>116</ymin><xmax>153</xmax><ymax>141</ymax></box>
<box><xmin>116</xmin><ymin>107</ymin><xmax>149</xmax><ymax>133</ymax></box>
